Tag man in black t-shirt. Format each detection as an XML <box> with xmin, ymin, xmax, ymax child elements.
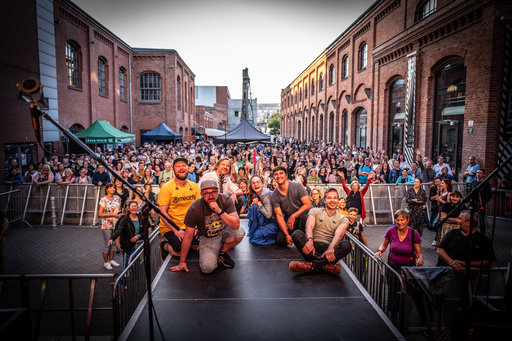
<box><xmin>436</xmin><ymin>211</ymin><xmax>495</xmax><ymax>273</ymax></box>
<box><xmin>170</xmin><ymin>179</ymin><xmax>244</xmax><ymax>274</ymax></box>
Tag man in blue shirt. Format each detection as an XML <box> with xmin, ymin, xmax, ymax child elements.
<box><xmin>464</xmin><ymin>156</ymin><xmax>479</xmax><ymax>184</ymax></box>
<box><xmin>187</xmin><ymin>162</ymin><xmax>197</xmax><ymax>183</ymax></box>
<box><xmin>388</xmin><ymin>160</ymin><xmax>401</xmax><ymax>184</ymax></box>
<box><xmin>92</xmin><ymin>164</ymin><xmax>111</xmax><ymax>186</ymax></box>
<box><xmin>358</xmin><ymin>158</ymin><xmax>372</xmax><ymax>184</ymax></box>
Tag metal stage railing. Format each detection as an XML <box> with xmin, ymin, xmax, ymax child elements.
<box><xmin>0</xmin><ymin>187</ymin><xmax>32</xmax><ymax>228</ymax></box>
<box><xmin>0</xmin><ymin>274</ymin><xmax>116</xmax><ymax>341</ymax></box>
<box><xmin>343</xmin><ymin>231</ymin><xmax>406</xmax><ymax>330</ymax></box>
<box><xmin>112</xmin><ymin>226</ymin><xmax>163</xmax><ymax>339</ymax></box>
<box><xmin>0</xmin><ymin>182</ymin><xmax>479</xmax><ymax>227</ymax></box>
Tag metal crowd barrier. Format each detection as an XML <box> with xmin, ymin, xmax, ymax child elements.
<box><xmin>2</xmin><ymin>181</ymin><xmax>504</xmax><ymax>227</ymax></box>
<box><xmin>343</xmin><ymin>232</ymin><xmax>406</xmax><ymax>330</ymax></box>
<box><xmin>112</xmin><ymin>226</ymin><xmax>163</xmax><ymax>339</ymax></box>
<box><xmin>0</xmin><ymin>187</ymin><xmax>32</xmax><ymax>228</ymax></box>
<box><xmin>0</xmin><ymin>274</ymin><xmax>116</xmax><ymax>340</ymax></box>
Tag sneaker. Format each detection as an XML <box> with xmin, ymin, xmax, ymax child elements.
<box><xmin>432</xmin><ymin>240</ymin><xmax>437</xmax><ymax>246</ymax></box>
<box><xmin>104</xmin><ymin>262</ymin><xmax>113</xmax><ymax>270</ymax></box>
<box><xmin>289</xmin><ymin>261</ymin><xmax>312</xmax><ymax>273</ymax></box>
<box><xmin>323</xmin><ymin>263</ymin><xmax>342</xmax><ymax>275</ymax></box>
<box><xmin>218</xmin><ymin>252</ymin><xmax>235</xmax><ymax>268</ymax></box>
<box><xmin>160</xmin><ymin>241</ymin><xmax>169</xmax><ymax>260</ymax></box>
<box><xmin>110</xmin><ymin>260</ymin><xmax>120</xmax><ymax>268</ymax></box>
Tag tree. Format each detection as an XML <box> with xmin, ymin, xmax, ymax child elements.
<box><xmin>267</xmin><ymin>112</ymin><xmax>280</xmax><ymax>136</ymax></box>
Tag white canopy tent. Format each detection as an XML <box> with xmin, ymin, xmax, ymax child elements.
<box><xmin>205</xmin><ymin>128</ymin><xmax>227</xmax><ymax>137</ymax></box>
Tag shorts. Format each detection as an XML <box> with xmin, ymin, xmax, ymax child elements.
<box><xmin>102</xmin><ymin>229</ymin><xmax>113</xmax><ymax>254</ymax></box>
<box><xmin>198</xmin><ymin>226</ymin><xmax>245</xmax><ymax>274</ymax></box>
<box><xmin>163</xmin><ymin>229</ymin><xmax>199</xmax><ymax>252</ymax></box>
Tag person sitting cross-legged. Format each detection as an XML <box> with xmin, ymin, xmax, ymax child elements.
<box><xmin>289</xmin><ymin>188</ymin><xmax>352</xmax><ymax>275</ymax></box>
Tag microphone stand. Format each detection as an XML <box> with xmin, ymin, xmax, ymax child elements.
<box><xmin>29</xmin><ymin>103</ymin><xmax>178</xmax><ymax>341</ymax></box>
<box><xmin>436</xmin><ymin>137</ymin><xmax>512</xmax><ymax>332</ymax></box>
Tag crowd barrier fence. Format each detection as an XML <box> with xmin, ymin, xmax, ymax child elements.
<box><xmin>0</xmin><ymin>181</ymin><xmax>509</xmax><ymax>227</ymax></box>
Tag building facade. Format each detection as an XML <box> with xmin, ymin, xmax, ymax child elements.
<box><xmin>281</xmin><ymin>0</ymin><xmax>512</xmax><ymax>179</ymax></box>
<box><xmin>256</xmin><ymin>103</ymin><xmax>280</xmax><ymax>133</ymax></box>
<box><xmin>227</xmin><ymin>99</ymin><xmax>258</xmax><ymax>131</ymax></box>
<box><xmin>1</xmin><ymin>0</ymin><xmax>197</xmax><ymax>174</ymax></box>
<box><xmin>194</xmin><ymin>86</ymin><xmax>230</xmax><ymax>132</ymax></box>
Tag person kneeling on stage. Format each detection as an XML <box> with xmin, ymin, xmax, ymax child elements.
<box><xmin>171</xmin><ymin>179</ymin><xmax>244</xmax><ymax>274</ymax></box>
<box><xmin>289</xmin><ymin>188</ymin><xmax>352</xmax><ymax>276</ymax></box>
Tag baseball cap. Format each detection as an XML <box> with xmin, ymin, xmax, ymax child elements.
<box><xmin>173</xmin><ymin>158</ymin><xmax>188</xmax><ymax>167</ymax></box>
<box><xmin>200</xmin><ymin>179</ymin><xmax>218</xmax><ymax>191</ymax></box>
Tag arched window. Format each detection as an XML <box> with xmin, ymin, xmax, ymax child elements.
<box><xmin>69</xmin><ymin>124</ymin><xmax>84</xmax><ymax>134</ymax></box>
<box><xmin>305</xmin><ymin>84</ymin><xmax>308</xmax><ymax>98</ymax></box>
<box><xmin>342</xmin><ymin>55</ymin><xmax>349</xmax><ymax>78</ymax></box>
<box><xmin>185</xmin><ymin>127</ymin><xmax>188</xmax><ymax>136</ymax></box>
<box><xmin>298</xmin><ymin>121</ymin><xmax>302</xmax><ymax>141</ymax></box>
<box><xmin>119</xmin><ymin>67</ymin><xmax>126</xmax><ymax>100</ymax></box>
<box><xmin>359</xmin><ymin>43</ymin><xmax>367</xmax><ymax>70</ymax></box>
<box><xmin>311</xmin><ymin>79</ymin><xmax>315</xmax><ymax>95</ymax></box>
<box><xmin>139</xmin><ymin>73</ymin><xmax>161</xmax><ymax>101</ymax></box>
<box><xmin>177</xmin><ymin>77</ymin><xmax>181</xmax><ymax>110</ymax></box>
<box><xmin>66</xmin><ymin>42</ymin><xmax>80</xmax><ymax>87</ymax></box>
<box><xmin>355</xmin><ymin>108</ymin><xmax>367</xmax><ymax>148</ymax></box>
<box><xmin>179</xmin><ymin>127</ymin><xmax>183</xmax><ymax>135</ymax></box>
<box><xmin>184</xmin><ymin>82</ymin><xmax>188</xmax><ymax>112</ymax></box>
<box><xmin>432</xmin><ymin>60</ymin><xmax>466</xmax><ymax>172</ymax></box>
<box><xmin>388</xmin><ymin>78</ymin><xmax>406</xmax><ymax>155</ymax></box>
<box><xmin>418</xmin><ymin>0</ymin><xmax>437</xmax><ymax>21</ymax></box>
<box><xmin>121</xmin><ymin>125</ymin><xmax>129</xmax><ymax>133</ymax></box>
<box><xmin>329</xmin><ymin>65</ymin><xmax>335</xmax><ymax>85</ymax></box>
<box><xmin>304</xmin><ymin>117</ymin><xmax>308</xmax><ymax>141</ymax></box>
<box><xmin>319</xmin><ymin>114</ymin><xmax>324</xmax><ymax>141</ymax></box>
<box><xmin>299</xmin><ymin>88</ymin><xmax>302</xmax><ymax>101</ymax></box>
<box><xmin>312</xmin><ymin>116</ymin><xmax>316</xmax><ymax>140</ymax></box>
<box><xmin>98</xmin><ymin>57</ymin><xmax>107</xmax><ymax>95</ymax></box>
<box><xmin>319</xmin><ymin>73</ymin><xmax>324</xmax><ymax>91</ymax></box>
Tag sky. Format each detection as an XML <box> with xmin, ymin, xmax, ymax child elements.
<box><xmin>73</xmin><ymin>0</ymin><xmax>376</xmax><ymax>104</ymax></box>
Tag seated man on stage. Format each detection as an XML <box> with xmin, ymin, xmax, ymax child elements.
<box><xmin>171</xmin><ymin>179</ymin><xmax>244</xmax><ymax>274</ymax></box>
<box><xmin>289</xmin><ymin>188</ymin><xmax>352</xmax><ymax>276</ymax></box>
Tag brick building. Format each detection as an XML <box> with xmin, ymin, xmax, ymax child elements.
<box><xmin>1</xmin><ymin>0</ymin><xmax>196</xmax><ymax>174</ymax></box>
<box><xmin>194</xmin><ymin>86</ymin><xmax>230</xmax><ymax>132</ymax></box>
<box><xmin>281</xmin><ymin>0</ymin><xmax>512</xmax><ymax>179</ymax></box>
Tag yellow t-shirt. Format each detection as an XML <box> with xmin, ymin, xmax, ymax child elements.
<box><xmin>158</xmin><ymin>179</ymin><xmax>201</xmax><ymax>235</ymax></box>
<box><xmin>337</xmin><ymin>208</ymin><xmax>348</xmax><ymax>217</ymax></box>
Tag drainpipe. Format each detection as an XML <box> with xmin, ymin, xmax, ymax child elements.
<box><xmin>129</xmin><ymin>54</ymin><xmax>133</xmax><ymax>135</ymax></box>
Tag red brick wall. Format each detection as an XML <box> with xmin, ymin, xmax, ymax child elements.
<box><xmin>281</xmin><ymin>0</ymin><xmax>512</xmax><ymax>176</ymax></box>
<box><xmin>0</xmin><ymin>0</ymin><xmax>41</xmax><ymax>174</ymax></box>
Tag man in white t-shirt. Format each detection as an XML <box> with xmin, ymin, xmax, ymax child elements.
<box><xmin>433</xmin><ymin>154</ymin><xmax>453</xmax><ymax>176</ymax></box>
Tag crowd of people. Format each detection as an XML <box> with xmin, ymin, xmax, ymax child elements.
<box><xmin>1</xmin><ymin>138</ymin><xmax>500</xmax><ymax>277</ymax></box>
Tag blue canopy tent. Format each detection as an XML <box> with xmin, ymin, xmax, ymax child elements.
<box><xmin>141</xmin><ymin>123</ymin><xmax>182</xmax><ymax>143</ymax></box>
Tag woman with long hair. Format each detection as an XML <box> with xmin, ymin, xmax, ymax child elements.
<box><xmin>98</xmin><ymin>183</ymin><xmax>122</xmax><ymax>270</ymax></box>
<box><xmin>337</xmin><ymin>198</ymin><xmax>348</xmax><ymax>217</ymax></box>
<box><xmin>33</xmin><ymin>164</ymin><xmax>54</xmax><ymax>187</ymax></box>
<box><xmin>246</xmin><ymin>175</ymin><xmax>279</xmax><ymax>245</ymax></box>
<box><xmin>340</xmin><ymin>171</ymin><xmax>374</xmax><ymax>222</ymax></box>
<box><xmin>399</xmin><ymin>154</ymin><xmax>410</xmax><ymax>170</ymax></box>
<box><xmin>405</xmin><ymin>178</ymin><xmax>427</xmax><ymax>236</ymax></box>
<box><xmin>114</xmin><ymin>178</ymin><xmax>129</xmax><ymax>210</ymax></box>
<box><xmin>107</xmin><ymin>200</ymin><xmax>148</xmax><ymax>267</ymax></box>
<box><xmin>318</xmin><ymin>167</ymin><xmax>328</xmax><ymax>184</ymax></box>
<box><xmin>140</xmin><ymin>168</ymin><xmax>157</xmax><ymax>186</ymax></box>
<box><xmin>432</xmin><ymin>179</ymin><xmax>452</xmax><ymax>246</ymax></box>
<box><xmin>310</xmin><ymin>188</ymin><xmax>325</xmax><ymax>208</ymax></box>
<box><xmin>56</xmin><ymin>168</ymin><xmax>76</xmax><ymax>185</ymax></box>
<box><xmin>439</xmin><ymin>191</ymin><xmax>464</xmax><ymax>242</ymax></box>
<box><xmin>381</xmin><ymin>161</ymin><xmax>390</xmax><ymax>183</ymax></box>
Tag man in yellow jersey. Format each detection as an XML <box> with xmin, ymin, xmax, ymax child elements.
<box><xmin>158</xmin><ymin>158</ymin><xmax>201</xmax><ymax>259</ymax></box>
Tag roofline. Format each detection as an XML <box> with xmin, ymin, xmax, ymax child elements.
<box><xmin>283</xmin><ymin>0</ymin><xmax>385</xmax><ymax>92</ymax></box>
<box><xmin>132</xmin><ymin>48</ymin><xmax>196</xmax><ymax>77</ymax></box>
<box><xmin>63</xmin><ymin>0</ymin><xmax>132</xmax><ymax>50</ymax></box>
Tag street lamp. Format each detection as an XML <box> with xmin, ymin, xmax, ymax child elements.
<box><xmin>222</xmin><ymin>117</ymin><xmax>228</xmax><ymax>149</ymax></box>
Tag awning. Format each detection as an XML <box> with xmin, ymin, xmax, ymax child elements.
<box><xmin>205</xmin><ymin>128</ymin><xmax>228</xmax><ymax>137</ymax></box>
<box><xmin>141</xmin><ymin>123</ymin><xmax>182</xmax><ymax>141</ymax></box>
<box><xmin>74</xmin><ymin>120</ymin><xmax>135</xmax><ymax>144</ymax></box>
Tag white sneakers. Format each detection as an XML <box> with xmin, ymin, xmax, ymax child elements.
<box><xmin>104</xmin><ymin>259</ymin><xmax>120</xmax><ymax>270</ymax></box>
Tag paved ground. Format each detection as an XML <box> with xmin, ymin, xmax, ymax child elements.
<box><xmin>1</xmin><ymin>217</ymin><xmax>510</xmax><ymax>340</ymax></box>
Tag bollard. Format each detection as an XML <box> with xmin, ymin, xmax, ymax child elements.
<box><xmin>50</xmin><ymin>197</ymin><xmax>57</xmax><ymax>229</ymax></box>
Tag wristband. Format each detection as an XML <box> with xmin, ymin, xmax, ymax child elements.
<box><xmin>218</xmin><ymin>210</ymin><xmax>225</xmax><ymax>215</ymax></box>
<box><xmin>180</xmin><ymin>260</ymin><xmax>186</xmax><ymax>263</ymax></box>
<box><xmin>307</xmin><ymin>237</ymin><xmax>314</xmax><ymax>242</ymax></box>
<box><xmin>285</xmin><ymin>233</ymin><xmax>289</xmax><ymax>236</ymax></box>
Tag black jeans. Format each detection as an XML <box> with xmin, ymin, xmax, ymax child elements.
<box><xmin>275</xmin><ymin>210</ymin><xmax>309</xmax><ymax>247</ymax></box>
<box><xmin>235</xmin><ymin>195</ymin><xmax>244</xmax><ymax>216</ymax></box>
<box><xmin>291</xmin><ymin>230</ymin><xmax>351</xmax><ymax>270</ymax></box>
<box><xmin>478</xmin><ymin>209</ymin><xmax>487</xmax><ymax>235</ymax></box>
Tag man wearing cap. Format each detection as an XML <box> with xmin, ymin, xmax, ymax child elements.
<box><xmin>198</xmin><ymin>157</ymin><xmax>244</xmax><ymax>215</ymax></box>
<box><xmin>158</xmin><ymin>158</ymin><xmax>201</xmax><ymax>259</ymax></box>
<box><xmin>171</xmin><ymin>179</ymin><xmax>243</xmax><ymax>274</ymax></box>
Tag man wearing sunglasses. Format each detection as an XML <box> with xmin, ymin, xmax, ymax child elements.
<box><xmin>171</xmin><ymin>179</ymin><xmax>243</xmax><ymax>274</ymax></box>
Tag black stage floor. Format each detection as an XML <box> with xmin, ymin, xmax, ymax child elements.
<box><xmin>126</xmin><ymin>224</ymin><xmax>402</xmax><ymax>341</ymax></box>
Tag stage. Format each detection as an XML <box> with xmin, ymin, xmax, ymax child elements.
<box><xmin>123</xmin><ymin>222</ymin><xmax>403</xmax><ymax>341</ymax></box>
